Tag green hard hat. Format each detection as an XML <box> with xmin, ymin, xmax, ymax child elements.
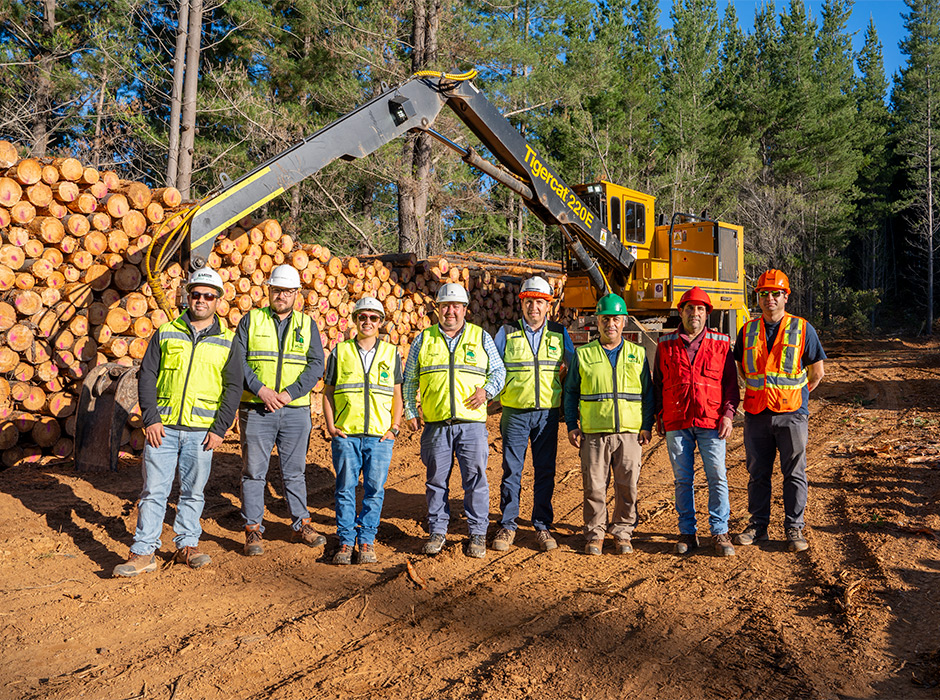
<box><xmin>595</xmin><ymin>294</ymin><xmax>628</xmax><ymax>316</ymax></box>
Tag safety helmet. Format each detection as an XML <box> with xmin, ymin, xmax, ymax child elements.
<box><xmin>755</xmin><ymin>269</ymin><xmax>790</xmax><ymax>294</ymax></box>
<box><xmin>436</xmin><ymin>283</ymin><xmax>469</xmax><ymax>305</ymax></box>
<box><xmin>519</xmin><ymin>276</ymin><xmax>553</xmax><ymax>300</ymax></box>
<box><xmin>677</xmin><ymin>286</ymin><xmax>713</xmax><ymax>314</ymax></box>
<box><xmin>353</xmin><ymin>296</ymin><xmax>385</xmax><ymax>318</ymax></box>
<box><xmin>595</xmin><ymin>294</ymin><xmax>628</xmax><ymax>316</ymax></box>
<box><xmin>186</xmin><ymin>268</ymin><xmax>224</xmax><ymax>294</ymax></box>
<box><xmin>267</xmin><ymin>264</ymin><xmax>302</xmax><ymax>289</ymax></box>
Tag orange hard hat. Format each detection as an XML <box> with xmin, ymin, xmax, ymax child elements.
<box><xmin>755</xmin><ymin>269</ymin><xmax>791</xmax><ymax>293</ymax></box>
<box><xmin>677</xmin><ymin>286</ymin><xmax>713</xmax><ymax>314</ymax></box>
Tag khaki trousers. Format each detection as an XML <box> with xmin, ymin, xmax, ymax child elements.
<box><xmin>580</xmin><ymin>432</ymin><xmax>642</xmax><ymax>541</ymax></box>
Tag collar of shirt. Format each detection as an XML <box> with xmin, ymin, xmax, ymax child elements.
<box><xmin>356</xmin><ymin>341</ymin><xmax>378</xmax><ymax>372</ymax></box>
<box><xmin>522</xmin><ymin>320</ymin><xmax>545</xmax><ymax>354</ymax></box>
<box><xmin>438</xmin><ymin>324</ymin><xmax>466</xmax><ymax>350</ymax></box>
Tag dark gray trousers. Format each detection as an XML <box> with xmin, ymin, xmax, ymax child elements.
<box><xmin>743</xmin><ymin>411</ymin><xmax>809</xmax><ymax>530</ymax></box>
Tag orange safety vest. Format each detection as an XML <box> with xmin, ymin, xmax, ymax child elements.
<box><xmin>741</xmin><ymin>314</ymin><xmax>808</xmax><ymax>414</ymax></box>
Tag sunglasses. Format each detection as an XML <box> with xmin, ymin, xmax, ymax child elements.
<box><xmin>356</xmin><ymin>314</ymin><xmax>382</xmax><ymax>323</ymax></box>
<box><xmin>757</xmin><ymin>290</ymin><xmax>785</xmax><ymax>299</ymax></box>
<box><xmin>189</xmin><ymin>291</ymin><xmax>218</xmax><ymax>301</ymax></box>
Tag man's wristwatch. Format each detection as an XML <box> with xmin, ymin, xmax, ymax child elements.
<box><xmin>389</xmin><ymin>426</ymin><xmax>400</xmax><ymax>437</ymax></box>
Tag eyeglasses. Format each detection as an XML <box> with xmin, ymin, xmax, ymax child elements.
<box><xmin>356</xmin><ymin>314</ymin><xmax>382</xmax><ymax>323</ymax></box>
<box><xmin>189</xmin><ymin>291</ymin><xmax>217</xmax><ymax>301</ymax></box>
<box><xmin>271</xmin><ymin>288</ymin><xmax>296</xmax><ymax>297</ymax></box>
<box><xmin>757</xmin><ymin>290</ymin><xmax>785</xmax><ymax>299</ymax></box>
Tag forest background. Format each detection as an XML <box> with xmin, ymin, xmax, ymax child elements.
<box><xmin>0</xmin><ymin>0</ymin><xmax>936</xmax><ymax>332</ymax></box>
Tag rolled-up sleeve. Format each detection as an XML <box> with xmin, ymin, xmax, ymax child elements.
<box><xmin>482</xmin><ymin>330</ymin><xmax>505</xmax><ymax>399</ymax></box>
<box><xmin>402</xmin><ymin>332</ymin><xmax>423</xmax><ymax>421</ymax></box>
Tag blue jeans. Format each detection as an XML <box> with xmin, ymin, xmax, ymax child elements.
<box><xmin>131</xmin><ymin>428</ymin><xmax>214</xmax><ymax>555</ymax></box>
<box><xmin>332</xmin><ymin>434</ymin><xmax>394</xmax><ymax>545</ymax></box>
<box><xmin>240</xmin><ymin>405</ymin><xmax>312</xmax><ymax>532</ymax></box>
<box><xmin>499</xmin><ymin>407</ymin><xmax>558</xmax><ymax>531</ymax></box>
<box><xmin>665</xmin><ymin>427</ymin><xmax>730</xmax><ymax>536</ymax></box>
<box><xmin>421</xmin><ymin>421</ymin><xmax>490</xmax><ymax>536</ymax></box>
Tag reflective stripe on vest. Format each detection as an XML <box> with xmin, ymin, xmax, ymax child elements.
<box><xmin>243</xmin><ymin>308</ymin><xmax>315</xmax><ymax>406</ymax></box>
<box><xmin>418</xmin><ymin>324</ymin><xmax>489</xmax><ymax>423</ymax></box>
<box><xmin>741</xmin><ymin>314</ymin><xmax>808</xmax><ymax>413</ymax></box>
<box><xmin>501</xmin><ymin>320</ymin><xmax>565</xmax><ymax>409</ymax></box>
<box><xmin>657</xmin><ymin>329</ymin><xmax>730</xmax><ymax>431</ymax></box>
<box><xmin>577</xmin><ymin>340</ymin><xmax>645</xmax><ymax>433</ymax></box>
<box><xmin>333</xmin><ymin>340</ymin><xmax>398</xmax><ymax>436</ymax></box>
<box><xmin>155</xmin><ymin>315</ymin><xmax>234</xmax><ymax>429</ymax></box>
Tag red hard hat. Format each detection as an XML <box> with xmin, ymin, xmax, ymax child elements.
<box><xmin>755</xmin><ymin>269</ymin><xmax>791</xmax><ymax>293</ymax></box>
<box><xmin>677</xmin><ymin>286</ymin><xmax>713</xmax><ymax>314</ymax></box>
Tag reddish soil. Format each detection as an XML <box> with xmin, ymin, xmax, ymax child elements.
<box><xmin>2</xmin><ymin>337</ymin><xmax>940</xmax><ymax>699</ymax></box>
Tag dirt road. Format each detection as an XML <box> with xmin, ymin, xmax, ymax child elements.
<box><xmin>2</xmin><ymin>337</ymin><xmax>939</xmax><ymax>699</ymax></box>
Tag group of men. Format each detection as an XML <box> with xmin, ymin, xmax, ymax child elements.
<box><xmin>113</xmin><ymin>262</ymin><xmax>825</xmax><ymax>577</ymax></box>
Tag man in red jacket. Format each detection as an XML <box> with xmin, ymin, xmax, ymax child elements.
<box><xmin>653</xmin><ymin>287</ymin><xmax>740</xmax><ymax>556</ymax></box>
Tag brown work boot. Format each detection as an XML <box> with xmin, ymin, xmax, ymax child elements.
<box><xmin>293</xmin><ymin>518</ymin><xmax>327</xmax><ymax>548</ymax></box>
<box><xmin>173</xmin><ymin>546</ymin><xmax>211</xmax><ymax>569</ymax></box>
<box><xmin>584</xmin><ymin>539</ymin><xmax>603</xmax><ymax>556</ymax></box>
<box><xmin>332</xmin><ymin>543</ymin><xmax>354</xmax><ymax>565</ymax></box>
<box><xmin>112</xmin><ymin>552</ymin><xmax>158</xmax><ymax>578</ymax></box>
<box><xmin>491</xmin><ymin>528</ymin><xmax>515</xmax><ymax>551</ymax></box>
<box><xmin>244</xmin><ymin>524</ymin><xmax>264</xmax><ymax>556</ymax></box>
<box><xmin>536</xmin><ymin>529</ymin><xmax>558</xmax><ymax>552</ymax></box>
<box><xmin>614</xmin><ymin>537</ymin><xmax>634</xmax><ymax>555</ymax></box>
<box><xmin>714</xmin><ymin>533</ymin><xmax>736</xmax><ymax>557</ymax></box>
<box><xmin>357</xmin><ymin>542</ymin><xmax>378</xmax><ymax>564</ymax></box>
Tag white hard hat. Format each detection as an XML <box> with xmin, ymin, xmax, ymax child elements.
<box><xmin>436</xmin><ymin>283</ymin><xmax>469</xmax><ymax>305</ymax></box>
<box><xmin>267</xmin><ymin>264</ymin><xmax>301</xmax><ymax>289</ymax></box>
<box><xmin>186</xmin><ymin>268</ymin><xmax>224</xmax><ymax>294</ymax></box>
<box><xmin>353</xmin><ymin>296</ymin><xmax>385</xmax><ymax>318</ymax></box>
<box><xmin>519</xmin><ymin>276</ymin><xmax>553</xmax><ymax>299</ymax></box>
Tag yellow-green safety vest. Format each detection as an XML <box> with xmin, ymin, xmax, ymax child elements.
<box><xmin>501</xmin><ymin>320</ymin><xmax>565</xmax><ymax>409</ymax></box>
<box><xmin>155</xmin><ymin>314</ymin><xmax>234</xmax><ymax>429</ymax></box>
<box><xmin>243</xmin><ymin>307</ymin><xmax>316</xmax><ymax>407</ymax></box>
<box><xmin>418</xmin><ymin>324</ymin><xmax>489</xmax><ymax>423</ymax></box>
<box><xmin>332</xmin><ymin>339</ymin><xmax>398</xmax><ymax>436</ymax></box>
<box><xmin>577</xmin><ymin>339</ymin><xmax>645</xmax><ymax>433</ymax></box>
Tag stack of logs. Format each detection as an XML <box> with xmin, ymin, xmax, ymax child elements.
<box><xmin>0</xmin><ymin>141</ymin><xmax>569</xmax><ymax>468</ymax></box>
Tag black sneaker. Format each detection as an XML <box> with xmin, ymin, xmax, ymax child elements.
<box><xmin>734</xmin><ymin>525</ymin><xmax>769</xmax><ymax>546</ymax></box>
<box><xmin>786</xmin><ymin>528</ymin><xmax>809</xmax><ymax>552</ymax></box>
<box><xmin>466</xmin><ymin>535</ymin><xmax>486</xmax><ymax>559</ymax></box>
<box><xmin>423</xmin><ymin>533</ymin><xmax>446</xmax><ymax>555</ymax></box>
<box><xmin>675</xmin><ymin>533</ymin><xmax>699</xmax><ymax>555</ymax></box>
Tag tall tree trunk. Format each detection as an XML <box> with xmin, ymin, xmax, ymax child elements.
<box><xmin>167</xmin><ymin>0</ymin><xmax>190</xmax><ymax>188</ymax></box>
<box><xmin>92</xmin><ymin>70</ymin><xmax>107</xmax><ymax>169</ymax></box>
<box><xmin>928</xmin><ymin>74</ymin><xmax>935</xmax><ymax>333</ymax></box>
<box><xmin>398</xmin><ymin>0</ymin><xmax>440</xmax><ymax>255</ymax></box>
<box><xmin>176</xmin><ymin>0</ymin><xmax>203</xmax><ymax>200</ymax></box>
<box><xmin>30</xmin><ymin>0</ymin><xmax>56</xmax><ymax>157</ymax></box>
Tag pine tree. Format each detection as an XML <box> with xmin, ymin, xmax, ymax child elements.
<box><xmin>893</xmin><ymin>0</ymin><xmax>940</xmax><ymax>331</ymax></box>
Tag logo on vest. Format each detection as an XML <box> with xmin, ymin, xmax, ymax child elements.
<box><xmin>465</xmin><ymin>347</ymin><xmax>477</xmax><ymax>363</ymax></box>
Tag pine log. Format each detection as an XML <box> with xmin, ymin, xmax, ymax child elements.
<box><xmin>0</xmin><ymin>177</ymin><xmax>22</xmax><ymax>207</ymax></box>
<box><xmin>121</xmin><ymin>209</ymin><xmax>147</xmax><ymax>238</ymax></box>
<box><xmin>10</xmin><ymin>200</ymin><xmax>36</xmax><ymax>224</ymax></box>
<box><xmin>113</xmin><ymin>263</ymin><xmax>141</xmax><ymax>291</ymax></box>
<box><xmin>52</xmin><ymin>157</ymin><xmax>83</xmax><ymax>181</ymax></box>
<box><xmin>0</xmin><ymin>141</ymin><xmax>18</xmax><ymax>168</ymax></box>
<box><xmin>25</xmin><ymin>182</ymin><xmax>53</xmax><ymax>208</ymax></box>
<box><xmin>87</xmin><ymin>211</ymin><xmax>111</xmax><ymax>231</ymax></box>
<box><xmin>67</xmin><ymin>192</ymin><xmax>97</xmax><ymax>214</ymax></box>
<box><xmin>114</xmin><ymin>180</ymin><xmax>152</xmax><ymax>209</ymax></box>
<box><xmin>40</xmin><ymin>164</ymin><xmax>59</xmax><ymax>185</ymax></box>
<box><xmin>100</xmin><ymin>192</ymin><xmax>129</xmax><ymax>218</ymax></box>
<box><xmin>83</xmin><ymin>264</ymin><xmax>112</xmax><ymax>291</ymax></box>
<box><xmin>7</xmin><ymin>159</ymin><xmax>42</xmax><ymax>185</ymax></box>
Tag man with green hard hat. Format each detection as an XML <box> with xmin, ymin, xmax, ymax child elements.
<box><xmin>563</xmin><ymin>293</ymin><xmax>654</xmax><ymax>555</ymax></box>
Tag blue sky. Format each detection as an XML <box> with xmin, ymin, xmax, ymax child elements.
<box><xmin>661</xmin><ymin>0</ymin><xmax>908</xmax><ymax>86</ymax></box>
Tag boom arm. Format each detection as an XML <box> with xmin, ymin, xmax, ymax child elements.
<box><xmin>179</xmin><ymin>74</ymin><xmax>635</xmax><ymax>295</ymax></box>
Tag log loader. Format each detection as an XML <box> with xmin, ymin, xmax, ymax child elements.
<box><xmin>75</xmin><ymin>69</ymin><xmax>748</xmax><ymax>470</ymax></box>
